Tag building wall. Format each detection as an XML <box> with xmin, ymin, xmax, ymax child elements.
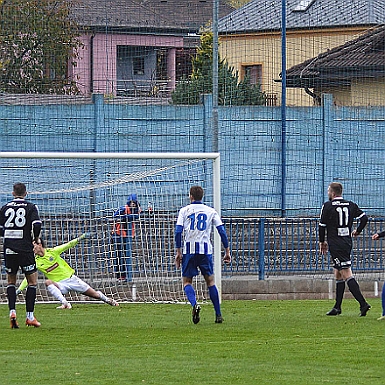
<box><xmin>219</xmin><ymin>27</ymin><xmax>370</xmax><ymax>106</ymax></box>
<box><xmin>72</xmin><ymin>27</ymin><xmax>381</xmax><ymax>104</ymax></box>
<box><xmin>74</xmin><ymin>35</ymin><xmax>92</xmax><ymax>96</ymax></box>
<box><xmin>74</xmin><ymin>34</ymin><xmax>184</xmax><ymax>95</ymax></box>
<box><xmin>350</xmin><ymin>79</ymin><xmax>385</xmax><ymax>106</ymax></box>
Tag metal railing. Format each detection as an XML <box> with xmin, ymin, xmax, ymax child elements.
<box><xmin>2</xmin><ymin>216</ymin><xmax>384</xmax><ymax>282</ymax></box>
<box><xmin>223</xmin><ymin>217</ymin><xmax>385</xmax><ymax>279</ymax></box>
<box><xmin>116</xmin><ymin>79</ymin><xmax>171</xmax><ymax>98</ymax></box>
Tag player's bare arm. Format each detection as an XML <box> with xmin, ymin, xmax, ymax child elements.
<box><xmin>175</xmin><ymin>249</ymin><xmax>182</xmax><ymax>269</ymax></box>
<box><xmin>319</xmin><ymin>241</ymin><xmax>328</xmax><ymax>255</ymax></box>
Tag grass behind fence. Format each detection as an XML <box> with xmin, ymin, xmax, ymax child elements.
<box><xmin>2</xmin><ymin>299</ymin><xmax>384</xmax><ymax>385</ymax></box>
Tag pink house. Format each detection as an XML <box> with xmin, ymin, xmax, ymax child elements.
<box><xmin>71</xmin><ymin>0</ymin><xmax>234</xmax><ymax>96</ymax></box>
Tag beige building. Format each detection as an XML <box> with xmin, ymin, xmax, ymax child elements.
<box><xmin>285</xmin><ymin>25</ymin><xmax>385</xmax><ymax>106</ymax></box>
<box><xmin>218</xmin><ymin>0</ymin><xmax>384</xmax><ymax>106</ymax></box>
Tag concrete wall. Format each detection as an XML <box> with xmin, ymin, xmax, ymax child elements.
<box><xmin>222</xmin><ymin>276</ymin><xmax>380</xmax><ymax>301</ymax></box>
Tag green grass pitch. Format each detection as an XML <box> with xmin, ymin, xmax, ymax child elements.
<box><xmin>2</xmin><ymin>299</ymin><xmax>385</xmax><ymax>385</ymax></box>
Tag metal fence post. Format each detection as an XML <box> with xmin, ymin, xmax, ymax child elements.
<box><xmin>258</xmin><ymin>218</ymin><xmax>266</xmax><ymax>280</ymax></box>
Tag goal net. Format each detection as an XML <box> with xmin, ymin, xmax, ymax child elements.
<box><xmin>0</xmin><ymin>152</ymin><xmax>222</xmax><ymax>304</ymax></box>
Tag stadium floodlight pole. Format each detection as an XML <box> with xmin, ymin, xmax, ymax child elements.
<box><xmin>281</xmin><ymin>0</ymin><xmax>287</xmax><ymax>218</ymax></box>
<box><xmin>212</xmin><ymin>0</ymin><xmax>219</xmax><ymax>153</ymax></box>
<box><xmin>212</xmin><ymin>152</ymin><xmax>222</xmax><ymax>301</ymax></box>
<box><xmin>0</xmin><ymin>151</ymin><xmax>224</xmax><ymax>299</ymax></box>
<box><xmin>212</xmin><ymin>2</ymin><xmax>221</xmax><ymax>301</ymax></box>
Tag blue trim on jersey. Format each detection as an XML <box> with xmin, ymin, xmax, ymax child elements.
<box><xmin>216</xmin><ymin>225</ymin><xmax>229</xmax><ymax>248</ymax></box>
<box><xmin>191</xmin><ymin>201</ymin><xmax>202</xmax><ymax>204</ymax></box>
<box><xmin>175</xmin><ymin>225</ymin><xmax>183</xmax><ymax>248</ymax></box>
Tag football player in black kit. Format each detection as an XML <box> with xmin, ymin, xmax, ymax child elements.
<box><xmin>319</xmin><ymin>182</ymin><xmax>371</xmax><ymax>317</ymax></box>
<box><xmin>0</xmin><ymin>183</ymin><xmax>42</xmax><ymax>328</ymax></box>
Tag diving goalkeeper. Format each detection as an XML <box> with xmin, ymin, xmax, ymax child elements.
<box><xmin>17</xmin><ymin>234</ymin><xmax>119</xmax><ymax>308</ymax></box>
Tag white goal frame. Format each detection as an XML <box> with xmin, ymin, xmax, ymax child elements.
<box><xmin>0</xmin><ymin>151</ymin><xmax>224</xmax><ymax>301</ymax></box>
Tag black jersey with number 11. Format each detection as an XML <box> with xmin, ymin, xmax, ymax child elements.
<box><xmin>319</xmin><ymin>198</ymin><xmax>365</xmax><ymax>250</ymax></box>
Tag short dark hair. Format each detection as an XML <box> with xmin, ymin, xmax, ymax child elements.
<box><xmin>13</xmin><ymin>183</ymin><xmax>27</xmax><ymax>197</ymax></box>
<box><xmin>329</xmin><ymin>182</ymin><xmax>343</xmax><ymax>196</ymax></box>
<box><xmin>190</xmin><ymin>185</ymin><xmax>204</xmax><ymax>201</ymax></box>
<box><xmin>35</xmin><ymin>239</ymin><xmax>45</xmax><ymax>248</ymax></box>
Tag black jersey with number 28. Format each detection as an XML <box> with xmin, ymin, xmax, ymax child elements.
<box><xmin>0</xmin><ymin>198</ymin><xmax>41</xmax><ymax>253</ymax></box>
<box><xmin>319</xmin><ymin>198</ymin><xmax>365</xmax><ymax>251</ymax></box>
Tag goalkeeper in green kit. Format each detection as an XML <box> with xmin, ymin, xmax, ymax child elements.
<box><xmin>17</xmin><ymin>234</ymin><xmax>119</xmax><ymax>308</ymax></box>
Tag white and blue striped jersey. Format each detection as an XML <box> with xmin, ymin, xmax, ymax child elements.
<box><xmin>176</xmin><ymin>202</ymin><xmax>223</xmax><ymax>255</ymax></box>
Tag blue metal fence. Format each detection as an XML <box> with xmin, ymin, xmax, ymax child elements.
<box><xmin>223</xmin><ymin>217</ymin><xmax>385</xmax><ymax>279</ymax></box>
<box><xmin>2</xmin><ymin>215</ymin><xmax>384</xmax><ymax>282</ymax></box>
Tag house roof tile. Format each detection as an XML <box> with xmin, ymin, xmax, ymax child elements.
<box><xmin>73</xmin><ymin>0</ymin><xmax>234</xmax><ymax>32</ymax></box>
<box><xmin>284</xmin><ymin>25</ymin><xmax>385</xmax><ymax>86</ymax></box>
<box><xmin>218</xmin><ymin>0</ymin><xmax>384</xmax><ymax>33</ymax></box>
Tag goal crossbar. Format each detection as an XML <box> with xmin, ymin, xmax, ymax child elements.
<box><xmin>0</xmin><ymin>151</ymin><xmax>219</xmax><ymax>160</ymax></box>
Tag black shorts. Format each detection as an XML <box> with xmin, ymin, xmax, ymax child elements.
<box><xmin>4</xmin><ymin>249</ymin><xmax>37</xmax><ymax>275</ymax></box>
<box><xmin>329</xmin><ymin>246</ymin><xmax>352</xmax><ymax>270</ymax></box>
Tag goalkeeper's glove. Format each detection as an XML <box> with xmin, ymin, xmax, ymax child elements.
<box><xmin>16</xmin><ymin>289</ymin><xmax>22</xmax><ymax>295</ymax></box>
<box><xmin>78</xmin><ymin>232</ymin><xmax>91</xmax><ymax>241</ymax></box>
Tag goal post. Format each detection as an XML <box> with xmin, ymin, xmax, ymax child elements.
<box><xmin>0</xmin><ymin>152</ymin><xmax>223</xmax><ymax>304</ymax></box>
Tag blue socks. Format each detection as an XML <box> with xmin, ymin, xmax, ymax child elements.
<box><xmin>382</xmin><ymin>283</ymin><xmax>385</xmax><ymax>316</ymax></box>
<box><xmin>184</xmin><ymin>284</ymin><xmax>197</xmax><ymax>306</ymax></box>
<box><xmin>209</xmin><ymin>285</ymin><xmax>221</xmax><ymax>316</ymax></box>
<box><xmin>184</xmin><ymin>284</ymin><xmax>222</xmax><ymax>317</ymax></box>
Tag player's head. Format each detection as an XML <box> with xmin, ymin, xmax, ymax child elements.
<box><xmin>190</xmin><ymin>185</ymin><xmax>204</xmax><ymax>202</ymax></box>
<box><xmin>127</xmin><ymin>194</ymin><xmax>140</xmax><ymax>213</ymax></box>
<box><xmin>33</xmin><ymin>239</ymin><xmax>46</xmax><ymax>256</ymax></box>
<box><xmin>12</xmin><ymin>182</ymin><xmax>27</xmax><ymax>198</ymax></box>
<box><xmin>127</xmin><ymin>193</ymin><xmax>137</xmax><ymax>203</ymax></box>
<box><xmin>328</xmin><ymin>182</ymin><xmax>343</xmax><ymax>200</ymax></box>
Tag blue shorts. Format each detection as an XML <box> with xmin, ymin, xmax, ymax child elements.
<box><xmin>182</xmin><ymin>253</ymin><xmax>214</xmax><ymax>278</ymax></box>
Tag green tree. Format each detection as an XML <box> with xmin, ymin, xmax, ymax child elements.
<box><xmin>171</xmin><ymin>31</ymin><xmax>266</xmax><ymax>106</ymax></box>
<box><xmin>0</xmin><ymin>0</ymin><xmax>82</xmax><ymax>94</ymax></box>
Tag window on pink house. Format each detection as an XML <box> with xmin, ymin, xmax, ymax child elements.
<box><xmin>133</xmin><ymin>57</ymin><xmax>145</xmax><ymax>75</ymax></box>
